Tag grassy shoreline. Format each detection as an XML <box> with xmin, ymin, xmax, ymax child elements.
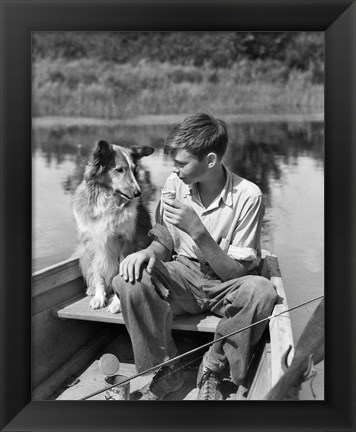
<box><xmin>33</xmin><ymin>113</ymin><xmax>324</xmax><ymax>129</ymax></box>
<box><xmin>33</xmin><ymin>58</ymin><xmax>323</xmax><ymax>119</ymax></box>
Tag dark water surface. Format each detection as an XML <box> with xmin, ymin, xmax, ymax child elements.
<box><xmin>32</xmin><ymin>116</ymin><xmax>324</xmax><ymax>399</ymax></box>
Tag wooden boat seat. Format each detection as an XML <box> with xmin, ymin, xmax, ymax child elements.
<box><xmin>52</xmin><ymin>251</ymin><xmax>279</xmax><ymax>335</ymax></box>
<box><xmin>54</xmin><ymin>295</ymin><xmax>220</xmax><ymax>333</ymax></box>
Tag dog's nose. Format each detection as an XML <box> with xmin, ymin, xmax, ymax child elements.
<box><xmin>134</xmin><ymin>190</ymin><xmax>141</xmax><ymax>198</ymax></box>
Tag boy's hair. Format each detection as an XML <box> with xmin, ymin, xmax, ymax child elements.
<box><xmin>164</xmin><ymin>113</ymin><xmax>228</xmax><ymax>160</ymax></box>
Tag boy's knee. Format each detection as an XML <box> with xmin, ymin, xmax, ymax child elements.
<box><xmin>244</xmin><ymin>276</ymin><xmax>278</xmax><ymax>306</ymax></box>
<box><xmin>112</xmin><ymin>272</ymin><xmax>152</xmax><ymax>304</ymax></box>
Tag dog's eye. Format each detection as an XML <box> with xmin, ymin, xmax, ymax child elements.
<box><xmin>115</xmin><ymin>167</ymin><xmax>125</xmax><ymax>173</ymax></box>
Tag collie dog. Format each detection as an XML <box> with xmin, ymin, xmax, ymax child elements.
<box><xmin>73</xmin><ymin>140</ymin><xmax>154</xmax><ymax>313</ymax></box>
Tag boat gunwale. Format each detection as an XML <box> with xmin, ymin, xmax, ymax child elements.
<box><xmin>32</xmin><ymin>257</ymin><xmax>81</xmax><ymax>297</ymax></box>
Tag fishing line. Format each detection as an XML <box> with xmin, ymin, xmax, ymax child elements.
<box><xmin>79</xmin><ymin>294</ymin><xmax>324</xmax><ymax>400</ymax></box>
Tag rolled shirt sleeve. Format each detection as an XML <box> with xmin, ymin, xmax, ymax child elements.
<box><xmin>148</xmin><ymin>199</ymin><xmax>174</xmax><ymax>254</ymax></box>
<box><xmin>148</xmin><ymin>223</ymin><xmax>174</xmax><ymax>254</ymax></box>
<box><xmin>226</xmin><ymin>195</ymin><xmax>264</xmax><ymax>263</ymax></box>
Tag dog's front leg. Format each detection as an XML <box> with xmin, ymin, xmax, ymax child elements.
<box><xmin>107</xmin><ymin>294</ymin><xmax>121</xmax><ymax>314</ymax></box>
<box><xmin>89</xmin><ymin>272</ymin><xmax>107</xmax><ymax>310</ymax></box>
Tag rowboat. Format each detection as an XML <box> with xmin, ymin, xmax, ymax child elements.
<box><xmin>32</xmin><ymin>250</ymin><xmax>294</xmax><ymax>401</ymax></box>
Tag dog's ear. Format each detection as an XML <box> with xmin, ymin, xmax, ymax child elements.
<box><xmin>85</xmin><ymin>140</ymin><xmax>114</xmax><ymax>179</ymax></box>
<box><xmin>130</xmin><ymin>146</ymin><xmax>154</xmax><ymax>161</ymax></box>
<box><xmin>93</xmin><ymin>140</ymin><xmax>113</xmax><ymax>160</ymax></box>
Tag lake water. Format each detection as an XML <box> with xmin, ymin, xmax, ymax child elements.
<box><xmin>32</xmin><ymin>115</ymin><xmax>324</xmax><ymax>399</ymax></box>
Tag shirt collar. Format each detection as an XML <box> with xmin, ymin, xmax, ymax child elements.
<box><xmin>220</xmin><ymin>167</ymin><xmax>233</xmax><ymax>207</ymax></box>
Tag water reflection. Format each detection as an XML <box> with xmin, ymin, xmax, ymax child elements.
<box><xmin>61</xmin><ymin>144</ymin><xmax>87</xmax><ymax>194</ymax></box>
<box><xmin>32</xmin><ymin>120</ymin><xmax>324</xmax><ymax>267</ymax></box>
<box><xmin>225</xmin><ymin>122</ymin><xmax>323</xmax><ymax>190</ymax></box>
<box><xmin>32</xmin><ymin>120</ymin><xmax>324</xmax><ymax>206</ymax></box>
<box><xmin>32</xmin><ymin>119</ymin><xmax>324</xmax><ymax>269</ymax></box>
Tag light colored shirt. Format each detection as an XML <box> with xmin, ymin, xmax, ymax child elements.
<box><xmin>156</xmin><ymin>166</ymin><xmax>264</xmax><ymax>269</ymax></box>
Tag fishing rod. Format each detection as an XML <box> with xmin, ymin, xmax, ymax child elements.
<box><xmin>79</xmin><ymin>294</ymin><xmax>324</xmax><ymax>400</ymax></box>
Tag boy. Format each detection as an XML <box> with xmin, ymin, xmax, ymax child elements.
<box><xmin>112</xmin><ymin>113</ymin><xmax>277</xmax><ymax>400</ymax></box>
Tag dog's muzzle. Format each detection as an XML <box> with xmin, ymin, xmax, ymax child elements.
<box><xmin>115</xmin><ymin>190</ymin><xmax>141</xmax><ymax>200</ymax></box>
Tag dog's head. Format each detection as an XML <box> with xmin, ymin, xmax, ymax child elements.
<box><xmin>85</xmin><ymin>140</ymin><xmax>154</xmax><ymax>200</ymax></box>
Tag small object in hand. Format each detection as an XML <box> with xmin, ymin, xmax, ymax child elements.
<box><xmin>161</xmin><ymin>189</ymin><xmax>176</xmax><ymax>201</ymax></box>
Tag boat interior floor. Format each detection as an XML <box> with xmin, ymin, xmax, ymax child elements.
<box><xmin>53</xmin><ymin>329</ymin><xmax>238</xmax><ymax>401</ymax></box>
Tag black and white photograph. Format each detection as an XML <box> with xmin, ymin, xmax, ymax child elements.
<box><xmin>31</xmin><ymin>31</ymin><xmax>325</xmax><ymax>402</ymax></box>
<box><xmin>1</xmin><ymin>1</ymin><xmax>355</xmax><ymax>431</ymax></box>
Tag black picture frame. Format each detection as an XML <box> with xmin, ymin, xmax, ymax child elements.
<box><xmin>1</xmin><ymin>1</ymin><xmax>355</xmax><ymax>431</ymax></box>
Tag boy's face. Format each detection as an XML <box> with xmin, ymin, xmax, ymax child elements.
<box><xmin>172</xmin><ymin>149</ymin><xmax>209</xmax><ymax>185</ymax></box>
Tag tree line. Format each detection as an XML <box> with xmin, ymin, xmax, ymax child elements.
<box><xmin>33</xmin><ymin>32</ymin><xmax>323</xmax><ymax>79</ymax></box>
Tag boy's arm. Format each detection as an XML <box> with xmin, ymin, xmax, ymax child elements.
<box><xmin>119</xmin><ymin>197</ymin><xmax>175</xmax><ymax>283</ymax></box>
<box><xmin>191</xmin><ymin>228</ymin><xmax>250</xmax><ymax>281</ymax></box>
<box><xmin>162</xmin><ymin>198</ymin><xmax>261</xmax><ymax>282</ymax></box>
<box><xmin>146</xmin><ymin>238</ymin><xmax>172</xmax><ymax>262</ymax></box>
<box><xmin>119</xmin><ymin>239</ymin><xmax>170</xmax><ymax>283</ymax></box>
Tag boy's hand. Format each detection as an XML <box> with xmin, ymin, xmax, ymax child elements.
<box><xmin>119</xmin><ymin>249</ymin><xmax>156</xmax><ymax>283</ymax></box>
<box><xmin>162</xmin><ymin>199</ymin><xmax>205</xmax><ymax>240</ymax></box>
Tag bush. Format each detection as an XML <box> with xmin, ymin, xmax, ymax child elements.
<box><xmin>32</xmin><ymin>57</ymin><xmax>323</xmax><ymax>118</ymax></box>
<box><xmin>32</xmin><ymin>31</ymin><xmax>323</xmax><ymax>77</ymax></box>
<box><xmin>169</xmin><ymin>68</ymin><xmax>203</xmax><ymax>84</ymax></box>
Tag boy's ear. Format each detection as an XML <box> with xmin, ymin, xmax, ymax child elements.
<box><xmin>130</xmin><ymin>146</ymin><xmax>155</xmax><ymax>161</ymax></box>
<box><xmin>207</xmin><ymin>152</ymin><xmax>218</xmax><ymax>168</ymax></box>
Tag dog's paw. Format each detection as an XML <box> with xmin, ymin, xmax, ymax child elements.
<box><xmin>107</xmin><ymin>296</ymin><xmax>121</xmax><ymax>314</ymax></box>
<box><xmin>86</xmin><ymin>286</ymin><xmax>95</xmax><ymax>296</ymax></box>
<box><xmin>89</xmin><ymin>294</ymin><xmax>106</xmax><ymax>310</ymax></box>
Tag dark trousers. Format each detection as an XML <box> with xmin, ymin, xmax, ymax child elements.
<box><xmin>112</xmin><ymin>256</ymin><xmax>277</xmax><ymax>385</ymax></box>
